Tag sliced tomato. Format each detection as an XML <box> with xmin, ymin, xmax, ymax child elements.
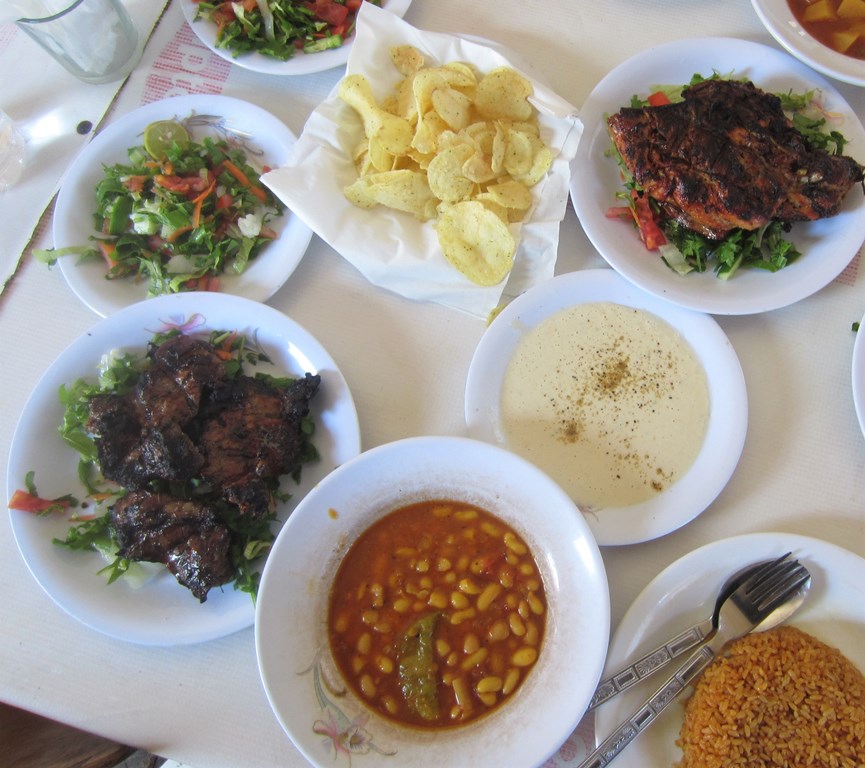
<box><xmin>605</xmin><ymin>205</ymin><xmax>632</xmax><ymax>220</ymax></box>
<box><xmin>345</xmin><ymin>0</ymin><xmax>363</xmax><ymax>10</ymax></box>
<box><xmin>154</xmin><ymin>174</ymin><xmax>212</xmax><ymax>197</ymax></box>
<box><xmin>98</xmin><ymin>241</ymin><xmax>120</xmax><ymax>270</ymax></box>
<box><xmin>211</xmin><ymin>1</ymin><xmax>238</xmax><ymax>26</ymax></box>
<box><xmin>630</xmin><ymin>190</ymin><xmax>666</xmax><ymax>250</ymax></box>
<box><xmin>122</xmin><ymin>175</ymin><xmax>148</xmax><ymax>194</ymax></box>
<box><xmin>184</xmin><ymin>275</ymin><xmax>222</xmax><ymax>292</ymax></box>
<box><xmin>9</xmin><ymin>489</ymin><xmax>72</xmax><ymax>514</ymax></box>
<box><xmin>647</xmin><ymin>90</ymin><xmax>672</xmax><ymax>106</ymax></box>
<box><xmin>303</xmin><ymin>0</ymin><xmax>350</xmax><ymax>26</ymax></box>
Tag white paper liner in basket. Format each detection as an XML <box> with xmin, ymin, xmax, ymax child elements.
<box><xmin>261</xmin><ymin>3</ymin><xmax>583</xmax><ymax>318</ymax></box>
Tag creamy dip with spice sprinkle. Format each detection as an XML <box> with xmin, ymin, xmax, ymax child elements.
<box><xmin>500</xmin><ymin>302</ymin><xmax>709</xmax><ymax>509</ymax></box>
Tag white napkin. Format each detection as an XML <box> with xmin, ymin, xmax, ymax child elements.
<box><xmin>262</xmin><ymin>3</ymin><xmax>583</xmax><ymax>318</ymax></box>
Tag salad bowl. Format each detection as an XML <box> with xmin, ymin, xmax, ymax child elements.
<box><xmin>53</xmin><ymin>94</ymin><xmax>313</xmax><ymax>317</ymax></box>
<box><xmin>179</xmin><ymin>0</ymin><xmax>413</xmax><ymax>76</ymax></box>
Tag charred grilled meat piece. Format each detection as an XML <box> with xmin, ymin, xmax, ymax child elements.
<box><xmin>86</xmin><ymin>334</ymin><xmax>226</xmax><ymax>489</ymax></box>
<box><xmin>607</xmin><ymin>79</ymin><xmax>864</xmax><ymax>239</ymax></box>
<box><xmin>194</xmin><ymin>373</ymin><xmax>321</xmax><ymax>519</ymax></box>
<box><xmin>110</xmin><ymin>490</ymin><xmax>235</xmax><ymax>601</ymax></box>
<box><xmin>87</xmin><ymin>393</ymin><xmax>204</xmax><ymax>490</ymax></box>
<box><xmin>137</xmin><ymin>334</ymin><xmax>227</xmax><ymax>428</ymax></box>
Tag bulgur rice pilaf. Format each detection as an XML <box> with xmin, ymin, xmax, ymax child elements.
<box><xmin>676</xmin><ymin>625</ymin><xmax>865</xmax><ymax>767</ymax></box>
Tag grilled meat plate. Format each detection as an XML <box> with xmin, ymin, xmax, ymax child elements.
<box><xmin>86</xmin><ymin>333</ymin><xmax>321</xmax><ymax>601</ymax></box>
<box><xmin>607</xmin><ymin>79</ymin><xmax>865</xmax><ymax>240</ymax></box>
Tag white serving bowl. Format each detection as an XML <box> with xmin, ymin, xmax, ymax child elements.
<box><xmin>751</xmin><ymin>0</ymin><xmax>865</xmax><ymax>87</ymax></box>
<box><xmin>255</xmin><ymin>435</ymin><xmax>609</xmax><ymax>768</ymax></box>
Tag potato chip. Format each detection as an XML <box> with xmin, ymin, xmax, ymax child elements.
<box><xmin>437</xmin><ymin>201</ymin><xmax>516</xmax><ymax>286</ymax></box>
<box><xmin>390</xmin><ymin>44</ymin><xmax>425</xmax><ymax>77</ymax></box>
<box><xmin>462</xmin><ymin>150</ymin><xmax>496</xmax><ymax>184</ymax></box>
<box><xmin>339</xmin><ymin>45</ymin><xmax>555</xmax><ymax>286</ymax></box>
<box><xmin>431</xmin><ymin>88</ymin><xmax>473</xmax><ymax>131</ymax></box>
<box><xmin>474</xmin><ymin>197</ymin><xmax>510</xmax><ymax>223</ymax></box>
<box><xmin>480</xmin><ymin>180</ymin><xmax>534</xmax><ymax>210</ymax></box>
<box><xmin>474</xmin><ymin>67</ymin><xmax>534</xmax><ymax>121</ymax></box>
<box><xmin>344</xmin><ymin>170</ymin><xmax>437</xmax><ymax>219</ymax></box>
<box><xmin>503</xmin><ymin>128</ymin><xmax>535</xmax><ymax>177</ymax></box>
<box><xmin>511</xmin><ymin>141</ymin><xmax>553</xmax><ymax>186</ymax></box>
<box><xmin>367</xmin><ymin>134</ymin><xmax>395</xmax><ymax>173</ymax></box>
<box><xmin>491</xmin><ymin>122</ymin><xmax>508</xmax><ymax>174</ymax></box>
<box><xmin>411</xmin><ymin>110</ymin><xmax>450</xmax><ymax>155</ymax></box>
<box><xmin>339</xmin><ymin>74</ymin><xmax>413</xmax><ymax>156</ymax></box>
<box><xmin>427</xmin><ymin>143</ymin><xmax>475</xmax><ymax>202</ymax></box>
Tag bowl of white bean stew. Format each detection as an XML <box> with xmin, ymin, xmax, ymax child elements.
<box><xmin>254</xmin><ymin>435</ymin><xmax>609</xmax><ymax>768</ymax></box>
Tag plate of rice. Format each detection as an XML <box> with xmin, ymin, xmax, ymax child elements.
<box><xmin>594</xmin><ymin>532</ymin><xmax>865</xmax><ymax>766</ymax></box>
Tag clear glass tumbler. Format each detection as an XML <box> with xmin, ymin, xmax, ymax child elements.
<box><xmin>16</xmin><ymin>0</ymin><xmax>141</xmax><ymax>84</ymax></box>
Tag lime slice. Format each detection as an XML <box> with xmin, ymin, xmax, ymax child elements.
<box><xmin>143</xmin><ymin>120</ymin><xmax>190</xmax><ymax>160</ymax></box>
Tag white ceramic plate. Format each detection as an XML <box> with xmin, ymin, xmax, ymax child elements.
<box><xmin>179</xmin><ymin>0</ymin><xmax>412</xmax><ymax>75</ymax></box>
<box><xmin>256</xmin><ymin>435</ymin><xmax>610</xmax><ymax>768</ymax></box>
<box><xmin>595</xmin><ymin>532</ymin><xmax>865</xmax><ymax>766</ymax></box>
<box><xmin>54</xmin><ymin>94</ymin><xmax>313</xmax><ymax>317</ymax></box>
<box><xmin>751</xmin><ymin>0</ymin><xmax>865</xmax><ymax>88</ymax></box>
<box><xmin>465</xmin><ymin>269</ymin><xmax>748</xmax><ymax>546</ymax></box>
<box><xmin>569</xmin><ymin>37</ymin><xmax>865</xmax><ymax>316</ymax></box>
<box><xmin>852</xmin><ymin>311</ymin><xmax>865</xmax><ymax>437</ymax></box>
<box><xmin>6</xmin><ymin>292</ymin><xmax>360</xmax><ymax>646</ymax></box>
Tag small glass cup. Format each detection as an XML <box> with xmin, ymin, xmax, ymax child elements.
<box><xmin>0</xmin><ymin>110</ymin><xmax>26</xmax><ymax>193</ymax></box>
<box><xmin>16</xmin><ymin>0</ymin><xmax>141</xmax><ymax>85</ymax></box>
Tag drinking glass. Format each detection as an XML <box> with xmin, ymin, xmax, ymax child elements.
<box><xmin>16</xmin><ymin>0</ymin><xmax>141</xmax><ymax>84</ymax></box>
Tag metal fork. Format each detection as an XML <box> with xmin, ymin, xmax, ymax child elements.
<box><xmin>577</xmin><ymin>553</ymin><xmax>812</xmax><ymax>768</ymax></box>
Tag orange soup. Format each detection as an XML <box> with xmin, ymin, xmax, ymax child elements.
<box><xmin>787</xmin><ymin>0</ymin><xmax>865</xmax><ymax>60</ymax></box>
<box><xmin>327</xmin><ymin>500</ymin><xmax>546</xmax><ymax>728</ymax></box>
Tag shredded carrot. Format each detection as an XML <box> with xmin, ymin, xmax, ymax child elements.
<box><xmin>223</xmin><ymin>158</ymin><xmax>251</xmax><ymax>185</ymax></box>
<box><xmin>167</xmin><ymin>225</ymin><xmax>194</xmax><ymax>243</ymax></box>
<box><xmin>214</xmin><ymin>331</ymin><xmax>238</xmax><ymax>360</ymax></box>
<box><xmin>191</xmin><ymin>178</ymin><xmax>215</xmax><ymax>228</ymax></box>
<box><xmin>223</xmin><ymin>159</ymin><xmax>268</xmax><ymax>202</ymax></box>
<box><xmin>191</xmin><ymin>177</ymin><xmax>216</xmax><ymax>205</ymax></box>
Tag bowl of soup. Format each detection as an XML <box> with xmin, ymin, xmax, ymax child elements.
<box><xmin>254</xmin><ymin>435</ymin><xmax>609</xmax><ymax>768</ymax></box>
<box><xmin>751</xmin><ymin>0</ymin><xmax>865</xmax><ymax>87</ymax></box>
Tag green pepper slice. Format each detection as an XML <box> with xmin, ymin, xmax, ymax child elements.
<box><xmin>398</xmin><ymin>612</ymin><xmax>440</xmax><ymax>721</ymax></box>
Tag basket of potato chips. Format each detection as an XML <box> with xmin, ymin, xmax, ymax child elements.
<box><xmin>262</xmin><ymin>3</ymin><xmax>582</xmax><ymax>317</ymax></box>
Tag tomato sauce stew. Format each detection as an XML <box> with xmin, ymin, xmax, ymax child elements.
<box><xmin>327</xmin><ymin>499</ymin><xmax>547</xmax><ymax>728</ymax></box>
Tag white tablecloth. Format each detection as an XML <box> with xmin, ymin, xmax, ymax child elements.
<box><xmin>1</xmin><ymin>1</ymin><xmax>864</xmax><ymax>767</ymax></box>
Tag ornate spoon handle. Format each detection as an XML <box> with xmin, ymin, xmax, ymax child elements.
<box><xmin>578</xmin><ymin>644</ymin><xmax>717</xmax><ymax>768</ymax></box>
<box><xmin>587</xmin><ymin>617</ymin><xmax>713</xmax><ymax>710</ymax></box>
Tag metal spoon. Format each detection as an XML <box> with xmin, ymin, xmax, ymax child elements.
<box><xmin>588</xmin><ymin>557</ymin><xmax>791</xmax><ymax>709</ymax></box>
